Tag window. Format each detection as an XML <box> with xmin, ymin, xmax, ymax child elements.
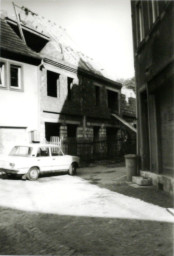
<box><xmin>0</xmin><ymin>61</ymin><xmax>23</xmax><ymax>91</ymax></box>
<box><xmin>0</xmin><ymin>62</ymin><xmax>5</xmax><ymax>88</ymax></box>
<box><xmin>50</xmin><ymin>147</ymin><xmax>63</xmax><ymax>156</ymax></box>
<box><xmin>47</xmin><ymin>70</ymin><xmax>59</xmax><ymax>97</ymax></box>
<box><xmin>37</xmin><ymin>147</ymin><xmax>50</xmax><ymax>157</ymax></box>
<box><xmin>68</xmin><ymin>77</ymin><xmax>73</xmax><ymax>101</ymax></box>
<box><xmin>9</xmin><ymin>146</ymin><xmax>33</xmax><ymax>157</ymax></box>
<box><xmin>146</xmin><ymin>1</ymin><xmax>160</xmax><ymax>31</ymax></box>
<box><xmin>67</xmin><ymin>124</ymin><xmax>77</xmax><ymax>138</ymax></box>
<box><xmin>95</xmin><ymin>86</ymin><xmax>100</xmax><ymax>106</ymax></box>
<box><xmin>136</xmin><ymin>1</ymin><xmax>145</xmax><ymax>43</ymax></box>
<box><xmin>10</xmin><ymin>64</ymin><xmax>21</xmax><ymax>89</ymax></box>
<box><xmin>107</xmin><ymin>90</ymin><xmax>119</xmax><ymax>112</ymax></box>
<box><xmin>151</xmin><ymin>0</ymin><xmax>159</xmax><ymax>23</ymax></box>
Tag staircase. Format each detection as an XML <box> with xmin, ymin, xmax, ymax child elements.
<box><xmin>132</xmin><ymin>176</ymin><xmax>152</xmax><ymax>186</ymax></box>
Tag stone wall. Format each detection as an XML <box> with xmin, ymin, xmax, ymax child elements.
<box><xmin>120</xmin><ymin>94</ymin><xmax>136</xmax><ymax>118</ymax></box>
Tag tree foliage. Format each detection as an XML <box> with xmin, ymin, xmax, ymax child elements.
<box><xmin>117</xmin><ymin>77</ymin><xmax>136</xmax><ymax>91</ymax></box>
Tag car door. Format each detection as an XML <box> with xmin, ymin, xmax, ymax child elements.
<box><xmin>50</xmin><ymin>146</ymin><xmax>70</xmax><ymax>171</ymax></box>
<box><xmin>36</xmin><ymin>146</ymin><xmax>52</xmax><ymax>172</ymax></box>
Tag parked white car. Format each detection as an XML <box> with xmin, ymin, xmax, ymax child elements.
<box><xmin>0</xmin><ymin>144</ymin><xmax>80</xmax><ymax>180</ymax></box>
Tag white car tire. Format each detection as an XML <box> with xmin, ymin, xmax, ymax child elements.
<box><xmin>27</xmin><ymin>167</ymin><xmax>39</xmax><ymax>181</ymax></box>
<box><xmin>68</xmin><ymin>163</ymin><xmax>77</xmax><ymax>176</ymax></box>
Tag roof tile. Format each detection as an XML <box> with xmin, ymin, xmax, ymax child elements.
<box><xmin>0</xmin><ymin>18</ymin><xmax>41</xmax><ymax>61</ymax></box>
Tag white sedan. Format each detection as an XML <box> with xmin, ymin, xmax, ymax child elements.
<box><xmin>0</xmin><ymin>144</ymin><xmax>80</xmax><ymax>180</ymax></box>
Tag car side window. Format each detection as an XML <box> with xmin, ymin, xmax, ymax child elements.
<box><xmin>51</xmin><ymin>147</ymin><xmax>63</xmax><ymax>156</ymax></box>
<box><xmin>37</xmin><ymin>147</ymin><xmax>50</xmax><ymax>157</ymax></box>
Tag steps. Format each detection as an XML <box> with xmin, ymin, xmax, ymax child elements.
<box><xmin>132</xmin><ymin>176</ymin><xmax>152</xmax><ymax>186</ymax></box>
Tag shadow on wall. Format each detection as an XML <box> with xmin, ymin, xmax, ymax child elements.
<box><xmin>44</xmin><ymin>58</ymin><xmax>136</xmax><ymax>161</ymax></box>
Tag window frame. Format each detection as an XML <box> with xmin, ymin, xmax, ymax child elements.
<box><xmin>136</xmin><ymin>1</ymin><xmax>145</xmax><ymax>44</ymax></box>
<box><xmin>10</xmin><ymin>64</ymin><xmax>22</xmax><ymax>90</ymax></box>
<box><xmin>151</xmin><ymin>0</ymin><xmax>159</xmax><ymax>24</ymax></box>
<box><xmin>0</xmin><ymin>59</ymin><xmax>23</xmax><ymax>91</ymax></box>
<box><xmin>37</xmin><ymin>147</ymin><xmax>50</xmax><ymax>157</ymax></box>
<box><xmin>50</xmin><ymin>146</ymin><xmax>64</xmax><ymax>156</ymax></box>
<box><xmin>0</xmin><ymin>61</ymin><xmax>7</xmax><ymax>89</ymax></box>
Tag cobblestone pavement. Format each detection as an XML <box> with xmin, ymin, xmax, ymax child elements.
<box><xmin>0</xmin><ymin>163</ymin><xmax>173</xmax><ymax>255</ymax></box>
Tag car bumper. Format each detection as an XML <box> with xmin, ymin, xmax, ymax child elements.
<box><xmin>0</xmin><ymin>168</ymin><xmax>27</xmax><ymax>174</ymax></box>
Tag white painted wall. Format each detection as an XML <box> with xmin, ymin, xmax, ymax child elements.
<box><xmin>0</xmin><ymin>58</ymin><xmax>40</xmax><ymax>132</ymax></box>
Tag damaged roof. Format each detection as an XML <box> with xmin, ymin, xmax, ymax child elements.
<box><xmin>1</xmin><ymin>6</ymin><xmax>121</xmax><ymax>87</ymax></box>
<box><xmin>0</xmin><ymin>17</ymin><xmax>41</xmax><ymax>65</ymax></box>
<box><xmin>18</xmin><ymin>7</ymin><xmax>119</xmax><ymax>82</ymax></box>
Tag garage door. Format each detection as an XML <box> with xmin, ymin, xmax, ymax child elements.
<box><xmin>0</xmin><ymin>127</ymin><xmax>27</xmax><ymax>154</ymax></box>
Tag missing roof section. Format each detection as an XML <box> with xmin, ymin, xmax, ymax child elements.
<box><xmin>6</xmin><ymin>17</ymin><xmax>50</xmax><ymax>52</ymax></box>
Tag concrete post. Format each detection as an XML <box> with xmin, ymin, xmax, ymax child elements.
<box><xmin>125</xmin><ymin>154</ymin><xmax>137</xmax><ymax>181</ymax></box>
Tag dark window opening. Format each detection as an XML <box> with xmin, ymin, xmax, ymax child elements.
<box><xmin>7</xmin><ymin>21</ymin><xmax>49</xmax><ymax>52</ymax></box>
<box><xmin>93</xmin><ymin>126</ymin><xmax>100</xmax><ymax>155</ymax></box>
<box><xmin>67</xmin><ymin>124</ymin><xmax>77</xmax><ymax>155</ymax></box>
<box><xmin>158</xmin><ymin>183</ymin><xmax>164</xmax><ymax>191</ymax></box>
<box><xmin>107</xmin><ymin>90</ymin><xmax>119</xmax><ymax>112</ymax></box>
<box><xmin>10</xmin><ymin>65</ymin><xmax>21</xmax><ymax>88</ymax></box>
<box><xmin>67</xmin><ymin>124</ymin><xmax>77</xmax><ymax>138</ymax></box>
<box><xmin>47</xmin><ymin>70</ymin><xmax>59</xmax><ymax>97</ymax></box>
<box><xmin>94</xmin><ymin>126</ymin><xmax>100</xmax><ymax>141</ymax></box>
<box><xmin>68</xmin><ymin>77</ymin><xmax>73</xmax><ymax>101</ymax></box>
<box><xmin>95</xmin><ymin>86</ymin><xmax>100</xmax><ymax>105</ymax></box>
<box><xmin>107</xmin><ymin>127</ymin><xmax>117</xmax><ymax>158</ymax></box>
<box><xmin>45</xmin><ymin>122</ymin><xmax>60</xmax><ymax>141</ymax></box>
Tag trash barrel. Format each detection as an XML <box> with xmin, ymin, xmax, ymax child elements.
<box><xmin>124</xmin><ymin>154</ymin><xmax>137</xmax><ymax>181</ymax></box>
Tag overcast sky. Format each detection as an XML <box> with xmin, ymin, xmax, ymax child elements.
<box><xmin>1</xmin><ymin>0</ymin><xmax>134</xmax><ymax>80</ymax></box>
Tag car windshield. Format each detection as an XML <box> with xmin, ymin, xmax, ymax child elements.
<box><xmin>9</xmin><ymin>146</ymin><xmax>33</xmax><ymax>157</ymax></box>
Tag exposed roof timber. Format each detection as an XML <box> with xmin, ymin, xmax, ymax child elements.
<box><xmin>0</xmin><ymin>17</ymin><xmax>41</xmax><ymax>63</ymax></box>
<box><xmin>111</xmin><ymin>113</ymin><xmax>137</xmax><ymax>133</ymax></box>
<box><xmin>5</xmin><ymin>17</ymin><xmax>50</xmax><ymax>40</ymax></box>
<box><xmin>44</xmin><ymin>58</ymin><xmax>122</xmax><ymax>89</ymax></box>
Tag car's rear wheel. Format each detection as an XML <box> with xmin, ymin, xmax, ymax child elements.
<box><xmin>27</xmin><ymin>167</ymin><xmax>39</xmax><ymax>181</ymax></box>
<box><xmin>68</xmin><ymin>163</ymin><xmax>77</xmax><ymax>176</ymax></box>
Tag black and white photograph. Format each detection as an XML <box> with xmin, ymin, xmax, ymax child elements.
<box><xmin>0</xmin><ymin>0</ymin><xmax>174</xmax><ymax>255</ymax></box>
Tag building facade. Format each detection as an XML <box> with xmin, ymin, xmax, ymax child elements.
<box><xmin>0</xmin><ymin>8</ymin><xmax>136</xmax><ymax>160</ymax></box>
<box><xmin>39</xmin><ymin>57</ymin><xmax>122</xmax><ymax>160</ymax></box>
<box><xmin>131</xmin><ymin>1</ymin><xmax>174</xmax><ymax>191</ymax></box>
<box><xmin>0</xmin><ymin>17</ymin><xmax>41</xmax><ymax>154</ymax></box>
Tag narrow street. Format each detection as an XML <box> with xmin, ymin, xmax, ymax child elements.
<box><xmin>0</xmin><ymin>163</ymin><xmax>173</xmax><ymax>255</ymax></box>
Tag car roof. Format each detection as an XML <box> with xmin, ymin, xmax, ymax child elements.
<box><xmin>14</xmin><ymin>143</ymin><xmax>61</xmax><ymax>148</ymax></box>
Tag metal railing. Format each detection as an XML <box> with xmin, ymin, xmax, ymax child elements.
<box><xmin>48</xmin><ymin>136</ymin><xmax>136</xmax><ymax>161</ymax></box>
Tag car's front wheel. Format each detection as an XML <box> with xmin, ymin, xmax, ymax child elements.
<box><xmin>68</xmin><ymin>163</ymin><xmax>77</xmax><ymax>176</ymax></box>
<box><xmin>27</xmin><ymin>167</ymin><xmax>39</xmax><ymax>181</ymax></box>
